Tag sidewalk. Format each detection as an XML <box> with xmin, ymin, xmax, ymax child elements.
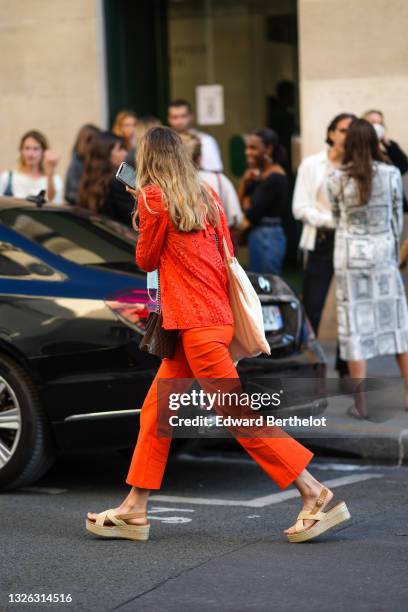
<box><xmin>303</xmin><ymin>341</ymin><xmax>408</xmax><ymax>464</ymax></box>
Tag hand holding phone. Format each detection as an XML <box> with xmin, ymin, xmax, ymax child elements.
<box><xmin>126</xmin><ymin>185</ymin><xmax>138</xmax><ymax>200</ymax></box>
<box><xmin>116</xmin><ymin>161</ymin><xmax>136</xmax><ymax>190</ymax></box>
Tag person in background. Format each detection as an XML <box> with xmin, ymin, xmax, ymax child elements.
<box><xmin>363</xmin><ymin>109</ymin><xmax>408</xmax><ymax>177</ymax></box>
<box><xmin>238</xmin><ymin>128</ymin><xmax>288</xmax><ymax>275</ymax></box>
<box><xmin>65</xmin><ymin>124</ymin><xmax>101</xmax><ymax>205</ymax></box>
<box><xmin>112</xmin><ymin>110</ymin><xmax>138</xmax><ymax>152</ymax></box>
<box><xmin>327</xmin><ymin>119</ymin><xmax>408</xmax><ymax>415</ymax></box>
<box><xmin>77</xmin><ymin>131</ymin><xmax>134</xmax><ymax>225</ymax></box>
<box><xmin>0</xmin><ymin>130</ymin><xmax>62</xmax><ymax>203</ymax></box>
<box><xmin>292</xmin><ymin>113</ymin><xmax>355</xmax><ymax>378</ymax></box>
<box><xmin>167</xmin><ymin>99</ymin><xmax>223</xmax><ymax>172</ymax></box>
<box><xmin>125</xmin><ymin>115</ymin><xmax>162</xmax><ymax>167</ymax></box>
<box><xmin>180</xmin><ymin>130</ymin><xmax>243</xmax><ymax>230</ymax></box>
<box><xmin>134</xmin><ymin>116</ymin><xmax>162</xmax><ymax>148</ymax></box>
<box><xmin>267</xmin><ymin>80</ymin><xmax>296</xmax><ymax>175</ymax></box>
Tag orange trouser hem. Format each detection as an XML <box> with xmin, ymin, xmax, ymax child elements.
<box><xmin>126</xmin><ymin>325</ymin><xmax>313</xmax><ymax>490</ymax></box>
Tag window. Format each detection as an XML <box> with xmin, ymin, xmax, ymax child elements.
<box><xmin>0</xmin><ymin>241</ymin><xmax>64</xmax><ymax>281</ymax></box>
<box><xmin>0</xmin><ymin>209</ymin><xmax>141</xmax><ymax>275</ymax></box>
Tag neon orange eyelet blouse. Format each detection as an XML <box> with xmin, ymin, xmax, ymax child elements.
<box><xmin>135</xmin><ymin>184</ymin><xmax>234</xmax><ymax>330</ymax></box>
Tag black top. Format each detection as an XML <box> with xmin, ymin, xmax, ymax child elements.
<box><xmin>384</xmin><ymin>140</ymin><xmax>408</xmax><ymax>212</ymax></box>
<box><xmin>101</xmin><ymin>178</ymin><xmax>135</xmax><ymax>226</ymax></box>
<box><xmin>244</xmin><ymin>172</ymin><xmax>288</xmax><ymax>224</ymax></box>
<box><xmin>64</xmin><ymin>152</ymin><xmax>84</xmax><ymax>205</ymax></box>
<box><xmin>125</xmin><ymin>147</ymin><xmax>136</xmax><ymax>167</ymax></box>
<box><xmin>384</xmin><ymin>140</ymin><xmax>408</xmax><ymax>175</ymax></box>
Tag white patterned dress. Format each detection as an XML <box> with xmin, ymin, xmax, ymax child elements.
<box><xmin>327</xmin><ymin>162</ymin><xmax>408</xmax><ymax>361</ymax></box>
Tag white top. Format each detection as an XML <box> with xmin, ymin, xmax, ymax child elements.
<box><xmin>199</xmin><ymin>170</ymin><xmax>243</xmax><ymax>227</ymax></box>
<box><xmin>292</xmin><ymin>149</ymin><xmax>336</xmax><ymax>251</ymax></box>
<box><xmin>0</xmin><ymin>170</ymin><xmax>63</xmax><ymax>204</ymax></box>
<box><xmin>196</xmin><ymin>131</ymin><xmax>223</xmax><ymax>172</ymax></box>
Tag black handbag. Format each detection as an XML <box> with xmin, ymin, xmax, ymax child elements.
<box><xmin>138</xmin><ymin>272</ymin><xmax>178</xmax><ymax>359</ymax></box>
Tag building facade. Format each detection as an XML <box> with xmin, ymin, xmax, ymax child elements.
<box><xmin>1</xmin><ymin>0</ymin><xmax>407</xmax><ymax>184</ymax></box>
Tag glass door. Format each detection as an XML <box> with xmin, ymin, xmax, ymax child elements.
<box><xmin>168</xmin><ymin>0</ymin><xmax>299</xmax><ymax>179</ymax></box>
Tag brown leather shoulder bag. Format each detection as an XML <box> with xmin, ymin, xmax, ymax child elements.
<box><xmin>139</xmin><ymin>271</ymin><xmax>178</xmax><ymax>359</ymax></box>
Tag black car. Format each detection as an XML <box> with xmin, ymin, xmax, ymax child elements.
<box><xmin>0</xmin><ymin>197</ymin><xmax>325</xmax><ymax>490</ymax></box>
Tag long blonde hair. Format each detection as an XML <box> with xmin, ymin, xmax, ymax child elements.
<box><xmin>133</xmin><ymin>126</ymin><xmax>219</xmax><ymax>232</ymax></box>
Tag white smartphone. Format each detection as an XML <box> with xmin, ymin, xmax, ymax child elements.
<box><xmin>115</xmin><ymin>161</ymin><xmax>136</xmax><ymax>190</ymax></box>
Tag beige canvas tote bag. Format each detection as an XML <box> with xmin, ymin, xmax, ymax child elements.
<box><xmin>222</xmin><ymin>237</ymin><xmax>271</xmax><ymax>362</ymax></box>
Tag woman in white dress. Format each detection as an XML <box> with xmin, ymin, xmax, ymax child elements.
<box><xmin>328</xmin><ymin>119</ymin><xmax>408</xmax><ymax>412</ymax></box>
<box><xmin>0</xmin><ymin>130</ymin><xmax>62</xmax><ymax>203</ymax></box>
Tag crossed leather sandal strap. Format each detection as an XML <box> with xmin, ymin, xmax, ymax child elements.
<box><xmin>94</xmin><ymin>510</ymin><xmax>147</xmax><ymax>527</ymax></box>
<box><xmin>293</xmin><ymin>488</ymin><xmax>329</xmax><ymax>532</ymax></box>
<box><xmin>115</xmin><ymin>511</ymin><xmax>148</xmax><ymax>520</ymax></box>
<box><xmin>95</xmin><ymin>510</ymin><xmax>124</xmax><ymax>527</ymax></box>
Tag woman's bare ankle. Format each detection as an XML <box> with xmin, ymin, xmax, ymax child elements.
<box><xmin>294</xmin><ymin>471</ymin><xmax>333</xmax><ymax>506</ymax></box>
<box><xmin>118</xmin><ymin>501</ymin><xmax>147</xmax><ymax>514</ymax></box>
<box><xmin>304</xmin><ymin>485</ymin><xmax>333</xmax><ymax>508</ymax></box>
<box><xmin>121</xmin><ymin>486</ymin><xmax>150</xmax><ymax>512</ymax></box>
<box><xmin>294</xmin><ymin>470</ymin><xmax>323</xmax><ymax>498</ymax></box>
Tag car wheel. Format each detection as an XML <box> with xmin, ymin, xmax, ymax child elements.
<box><xmin>0</xmin><ymin>354</ymin><xmax>56</xmax><ymax>491</ymax></box>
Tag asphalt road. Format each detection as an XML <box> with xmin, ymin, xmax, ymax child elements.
<box><xmin>1</xmin><ymin>446</ymin><xmax>407</xmax><ymax>612</ymax></box>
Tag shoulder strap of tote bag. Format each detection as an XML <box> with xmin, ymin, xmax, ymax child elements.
<box><xmin>222</xmin><ymin>236</ymin><xmax>232</xmax><ymax>259</ymax></box>
<box><xmin>213</xmin><ymin>227</ymin><xmax>231</xmax><ymax>263</ymax></box>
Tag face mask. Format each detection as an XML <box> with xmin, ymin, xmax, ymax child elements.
<box><xmin>372</xmin><ymin>123</ymin><xmax>385</xmax><ymax>141</ymax></box>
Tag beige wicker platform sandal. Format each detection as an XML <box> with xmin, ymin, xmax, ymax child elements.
<box><xmin>287</xmin><ymin>488</ymin><xmax>351</xmax><ymax>543</ymax></box>
<box><xmin>86</xmin><ymin>509</ymin><xmax>150</xmax><ymax>541</ymax></box>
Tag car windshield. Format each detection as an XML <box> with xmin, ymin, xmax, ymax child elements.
<box><xmin>0</xmin><ymin>208</ymin><xmax>140</xmax><ymax>274</ymax></box>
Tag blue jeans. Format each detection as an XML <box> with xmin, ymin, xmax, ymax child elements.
<box><xmin>248</xmin><ymin>225</ymin><xmax>287</xmax><ymax>275</ymax></box>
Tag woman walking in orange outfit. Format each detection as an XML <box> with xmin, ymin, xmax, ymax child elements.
<box><xmin>86</xmin><ymin>127</ymin><xmax>350</xmax><ymax>543</ymax></box>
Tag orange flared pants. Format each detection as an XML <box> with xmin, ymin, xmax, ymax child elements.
<box><xmin>126</xmin><ymin>325</ymin><xmax>313</xmax><ymax>490</ymax></box>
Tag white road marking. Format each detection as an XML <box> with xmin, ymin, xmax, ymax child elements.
<box><xmin>148</xmin><ymin>516</ymin><xmax>192</xmax><ymax>524</ymax></box>
<box><xmin>247</xmin><ymin>515</ymin><xmax>261</xmax><ymax>519</ymax></box>
<box><xmin>148</xmin><ymin>506</ymin><xmax>194</xmax><ymax>524</ymax></box>
<box><xmin>150</xmin><ymin>473</ymin><xmax>383</xmax><ymax>508</ymax></box>
<box><xmin>177</xmin><ymin>454</ymin><xmax>382</xmax><ymax>472</ymax></box>
<box><xmin>241</xmin><ymin>474</ymin><xmax>383</xmax><ymax>507</ymax></box>
<box><xmin>149</xmin><ymin>506</ymin><xmax>195</xmax><ymax>513</ymax></box>
<box><xmin>150</xmin><ymin>494</ymin><xmax>241</xmax><ymax>507</ymax></box>
<box><xmin>312</xmin><ymin>462</ymin><xmax>376</xmax><ymax>471</ymax></box>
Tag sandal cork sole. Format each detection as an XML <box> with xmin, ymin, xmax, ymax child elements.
<box><xmin>86</xmin><ymin>519</ymin><xmax>150</xmax><ymax>541</ymax></box>
<box><xmin>86</xmin><ymin>509</ymin><xmax>150</xmax><ymax>541</ymax></box>
<box><xmin>287</xmin><ymin>501</ymin><xmax>351</xmax><ymax>543</ymax></box>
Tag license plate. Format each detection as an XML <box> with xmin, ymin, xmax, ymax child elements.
<box><xmin>262</xmin><ymin>305</ymin><xmax>283</xmax><ymax>331</ymax></box>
